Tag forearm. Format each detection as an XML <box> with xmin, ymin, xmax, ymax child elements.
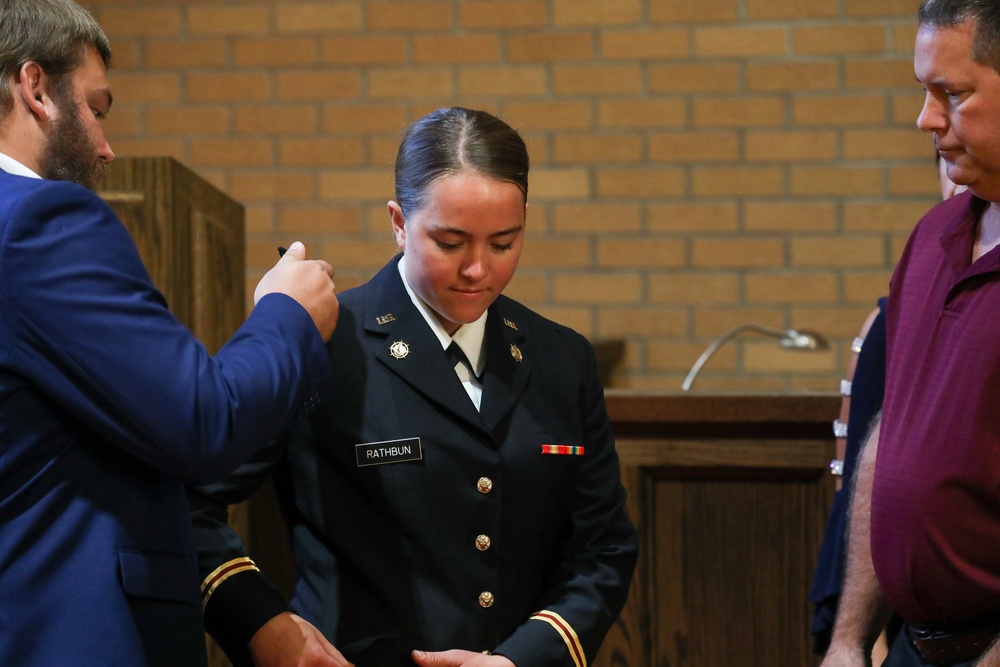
<box><xmin>826</xmin><ymin>417</ymin><xmax>892</xmax><ymax>659</ymax></box>
<box><xmin>976</xmin><ymin>635</ymin><xmax>1000</xmax><ymax>667</ymax></box>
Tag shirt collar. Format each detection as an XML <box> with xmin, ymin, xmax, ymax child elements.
<box><xmin>0</xmin><ymin>151</ymin><xmax>41</xmax><ymax>179</ymax></box>
<box><xmin>397</xmin><ymin>254</ymin><xmax>487</xmax><ymax>377</ymax></box>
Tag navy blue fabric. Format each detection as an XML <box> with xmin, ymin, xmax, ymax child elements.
<box><xmin>810</xmin><ymin>297</ymin><xmax>888</xmax><ymax>653</ymax></box>
<box><xmin>0</xmin><ymin>171</ymin><xmax>330</xmax><ymax>666</ymax></box>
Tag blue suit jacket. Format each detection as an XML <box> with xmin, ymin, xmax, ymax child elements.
<box><xmin>192</xmin><ymin>256</ymin><xmax>638</xmax><ymax>667</ymax></box>
<box><xmin>0</xmin><ymin>171</ymin><xmax>331</xmax><ymax>666</ymax></box>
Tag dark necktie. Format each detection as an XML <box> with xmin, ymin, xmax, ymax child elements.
<box><xmin>447</xmin><ymin>342</ymin><xmax>479</xmax><ymax>379</ymax></box>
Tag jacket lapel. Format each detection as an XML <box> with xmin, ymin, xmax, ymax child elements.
<box><xmin>479</xmin><ymin>298</ymin><xmax>531</xmax><ymax>433</ymax></box>
<box><xmin>363</xmin><ymin>258</ymin><xmax>486</xmax><ymax>433</ymax></box>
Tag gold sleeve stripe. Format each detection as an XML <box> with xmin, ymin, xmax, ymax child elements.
<box><xmin>199</xmin><ymin>557</ymin><xmax>259</xmax><ymax>608</ymax></box>
<box><xmin>530</xmin><ymin>610</ymin><xmax>586</xmax><ymax>667</ymax></box>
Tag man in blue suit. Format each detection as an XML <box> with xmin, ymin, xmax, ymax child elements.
<box><xmin>0</xmin><ymin>1</ymin><xmax>341</xmax><ymax>665</ymax></box>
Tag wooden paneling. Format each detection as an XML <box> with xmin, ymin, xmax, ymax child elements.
<box><xmin>98</xmin><ymin>156</ymin><xmax>245</xmax><ymax>354</ymax></box>
<box><xmin>594</xmin><ymin>392</ymin><xmax>839</xmax><ymax>667</ymax></box>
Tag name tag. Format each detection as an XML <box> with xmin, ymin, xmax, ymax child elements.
<box><xmin>355</xmin><ymin>437</ymin><xmax>423</xmax><ymax>467</ymax></box>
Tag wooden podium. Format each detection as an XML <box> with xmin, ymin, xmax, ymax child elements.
<box><xmin>98</xmin><ymin>156</ymin><xmax>245</xmax><ymax>355</ymax></box>
<box><xmin>98</xmin><ymin>158</ymin><xmax>246</xmax><ymax>667</ymax></box>
<box><xmin>595</xmin><ymin>392</ymin><xmax>839</xmax><ymax>667</ymax></box>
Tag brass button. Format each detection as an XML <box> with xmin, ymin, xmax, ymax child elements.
<box><xmin>477</xmin><ymin>477</ymin><xmax>493</xmax><ymax>494</ymax></box>
<box><xmin>478</xmin><ymin>591</ymin><xmax>495</xmax><ymax>608</ymax></box>
<box><xmin>475</xmin><ymin>534</ymin><xmax>491</xmax><ymax>551</ymax></box>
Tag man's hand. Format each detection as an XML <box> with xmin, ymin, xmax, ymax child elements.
<box><xmin>411</xmin><ymin>649</ymin><xmax>515</xmax><ymax>667</ymax></box>
<box><xmin>248</xmin><ymin>612</ymin><xmax>353</xmax><ymax>667</ymax></box>
<box><xmin>254</xmin><ymin>241</ymin><xmax>339</xmax><ymax>342</ymax></box>
<box><xmin>819</xmin><ymin>643</ymin><xmax>873</xmax><ymax>667</ymax></box>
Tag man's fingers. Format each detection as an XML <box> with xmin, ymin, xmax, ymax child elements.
<box><xmin>279</xmin><ymin>240</ymin><xmax>306</xmax><ymax>262</ymax></box>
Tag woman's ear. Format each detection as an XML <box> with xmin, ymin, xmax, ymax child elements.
<box><xmin>17</xmin><ymin>61</ymin><xmax>53</xmax><ymax>122</ymax></box>
<box><xmin>388</xmin><ymin>201</ymin><xmax>407</xmax><ymax>251</ymax></box>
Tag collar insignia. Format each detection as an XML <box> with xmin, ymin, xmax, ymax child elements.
<box><xmin>376</xmin><ymin>313</ymin><xmax>396</xmax><ymax>325</ymax></box>
<box><xmin>389</xmin><ymin>341</ymin><xmax>410</xmax><ymax>359</ymax></box>
<box><xmin>503</xmin><ymin>318</ymin><xmax>518</xmax><ymax>331</ymax></box>
<box><xmin>510</xmin><ymin>344</ymin><xmax>523</xmax><ymax>363</ymax></box>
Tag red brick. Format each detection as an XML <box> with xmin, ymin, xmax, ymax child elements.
<box><xmin>598</xmin><ymin>238</ymin><xmax>686</xmax><ymax>268</ymax></box>
<box><xmin>235</xmin><ymin>105</ymin><xmax>318</xmax><ymax>135</ymax></box>
<box><xmin>600</xmin><ymin>29</ymin><xmax>689</xmax><ymax>59</ymax></box>
<box><xmin>507</xmin><ymin>33</ymin><xmax>593</xmax><ymax>62</ymax></box>
<box><xmin>279</xmin><ymin>138</ymin><xmax>365</xmax><ymax>167</ymax></box>
<box><xmin>692</xmin><ymin>167</ymin><xmax>783</xmax><ymax>196</ymax></box>
<box><xmin>368</xmin><ymin>1</ymin><xmax>453</xmax><ymax>30</ymax></box>
<box><xmin>554</xmin><ymin>133</ymin><xmax>643</xmax><ymax>163</ymax></box>
<box><xmin>650</xmin><ymin>0</ymin><xmax>738</xmax><ymax>22</ymax></box>
<box><xmin>414</xmin><ymin>35</ymin><xmax>501</xmax><ymax>64</ymax></box>
<box><xmin>234</xmin><ymin>38</ymin><xmax>317</xmax><ymax>66</ymax></box>
<box><xmin>553</xmin><ymin>65</ymin><xmax>642</xmax><ymax>95</ymax></box>
<box><xmin>597</xmin><ymin>168</ymin><xmax>685</xmax><ymax>198</ymax></box>
<box><xmin>649</xmin><ymin>132</ymin><xmax>740</xmax><ymax>163</ymax></box>
<box><xmin>460</xmin><ymin>1</ymin><xmax>547</xmax><ymax>29</ymax></box>
<box><xmin>649</xmin><ymin>63</ymin><xmax>741</xmax><ymax>93</ymax></box>
<box><xmin>276</xmin><ymin>4</ymin><xmax>362</xmax><ymax>33</ymax></box>
<box><xmin>322</xmin><ymin>36</ymin><xmax>407</xmax><ymax>65</ymax></box>
<box><xmin>648</xmin><ymin>203</ymin><xmax>739</xmax><ymax>233</ymax></box>
<box><xmin>552</xmin><ymin>0</ymin><xmax>642</xmax><ymax>26</ymax></box>
<box><xmin>694</xmin><ymin>26</ymin><xmax>788</xmax><ymax>57</ymax></box>
<box><xmin>186</xmin><ymin>6</ymin><xmax>270</xmax><ymax>36</ymax></box>
<box><xmin>597</xmin><ymin>100</ymin><xmax>687</xmax><ymax>129</ymax></box>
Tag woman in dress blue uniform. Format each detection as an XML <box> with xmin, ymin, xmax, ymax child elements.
<box><xmin>190</xmin><ymin>107</ymin><xmax>639</xmax><ymax>667</ymax></box>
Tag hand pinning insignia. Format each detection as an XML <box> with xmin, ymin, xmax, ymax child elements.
<box><xmin>510</xmin><ymin>344</ymin><xmax>523</xmax><ymax>363</ymax></box>
<box><xmin>389</xmin><ymin>341</ymin><xmax>410</xmax><ymax>359</ymax></box>
<box><xmin>503</xmin><ymin>318</ymin><xmax>518</xmax><ymax>331</ymax></box>
<box><xmin>376</xmin><ymin>314</ymin><xmax>396</xmax><ymax>325</ymax></box>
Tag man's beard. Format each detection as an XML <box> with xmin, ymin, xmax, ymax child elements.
<box><xmin>37</xmin><ymin>89</ymin><xmax>108</xmax><ymax>191</ymax></box>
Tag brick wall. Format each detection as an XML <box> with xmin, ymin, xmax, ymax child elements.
<box><xmin>90</xmin><ymin>0</ymin><xmax>936</xmax><ymax>392</ymax></box>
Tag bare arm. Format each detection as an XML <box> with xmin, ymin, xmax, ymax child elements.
<box><xmin>822</xmin><ymin>414</ymin><xmax>893</xmax><ymax>666</ymax></box>
<box><xmin>977</xmin><ymin>644</ymin><xmax>1000</xmax><ymax>667</ymax></box>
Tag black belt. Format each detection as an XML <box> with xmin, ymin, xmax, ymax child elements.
<box><xmin>907</xmin><ymin>614</ymin><xmax>1000</xmax><ymax>665</ymax></box>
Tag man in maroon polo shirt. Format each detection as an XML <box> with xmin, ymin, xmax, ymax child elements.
<box><xmin>822</xmin><ymin>1</ymin><xmax>1000</xmax><ymax>666</ymax></box>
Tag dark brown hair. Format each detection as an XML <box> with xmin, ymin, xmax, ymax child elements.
<box><xmin>394</xmin><ymin>107</ymin><xmax>529</xmax><ymax>216</ymax></box>
<box><xmin>919</xmin><ymin>0</ymin><xmax>1000</xmax><ymax>73</ymax></box>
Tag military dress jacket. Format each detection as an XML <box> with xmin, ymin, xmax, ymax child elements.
<box><xmin>0</xmin><ymin>171</ymin><xmax>331</xmax><ymax>666</ymax></box>
<box><xmin>191</xmin><ymin>255</ymin><xmax>639</xmax><ymax>667</ymax></box>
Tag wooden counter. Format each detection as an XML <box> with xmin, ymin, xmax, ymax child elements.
<box><xmin>595</xmin><ymin>392</ymin><xmax>839</xmax><ymax>667</ymax></box>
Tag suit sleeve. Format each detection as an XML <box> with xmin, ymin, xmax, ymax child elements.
<box><xmin>494</xmin><ymin>331</ymin><xmax>639</xmax><ymax>667</ymax></box>
<box><xmin>187</xmin><ymin>440</ymin><xmax>293</xmax><ymax>667</ymax></box>
<box><xmin>0</xmin><ymin>179</ymin><xmax>331</xmax><ymax>484</ymax></box>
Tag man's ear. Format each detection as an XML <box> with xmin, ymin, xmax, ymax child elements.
<box><xmin>17</xmin><ymin>61</ymin><xmax>53</xmax><ymax>122</ymax></box>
